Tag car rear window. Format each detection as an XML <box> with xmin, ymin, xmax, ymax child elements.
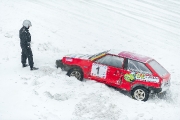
<box><xmin>148</xmin><ymin>60</ymin><xmax>168</xmax><ymax>76</ymax></box>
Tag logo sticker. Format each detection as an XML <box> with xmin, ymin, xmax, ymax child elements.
<box><xmin>124</xmin><ymin>72</ymin><xmax>159</xmax><ymax>83</ymax></box>
<box><xmin>65</xmin><ymin>58</ymin><xmax>73</xmax><ymax>62</ymax></box>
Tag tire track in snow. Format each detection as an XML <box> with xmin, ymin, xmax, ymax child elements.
<box><xmin>83</xmin><ymin>0</ymin><xmax>180</xmax><ymax>55</ymax></box>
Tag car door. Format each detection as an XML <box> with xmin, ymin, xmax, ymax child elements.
<box><xmin>106</xmin><ymin>66</ymin><xmax>124</xmax><ymax>87</ymax></box>
<box><xmin>105</xmin><ymin>56</ymin><xmax>125</xmax><ymax>87</ymax></box>
<box><xmin>119</xmin><ymin>59</ymin><xmax>153</xmax><ymax>91</ymax></box>
<box><xmin>90</xmin><ymin>54</ymin><xmax>125</xmax><ymax>85</ymax></box>
<box><xmin>90</xmin><ymin>62</ymin><xmax>108</xmax><ymax>83</ymax></box>
<box><xmin>90</xmin><ymin>54</ymin><xmax>115</xmax><ymax>83</ymax></box>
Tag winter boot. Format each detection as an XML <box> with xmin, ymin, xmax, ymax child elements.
<box><xmin>30</xmin><ymin>67</ymin><xmax>39</xmax><ymax>70</ymax></box>
<box><xmin>22</xmin><ymin>64</ymin><xmax>29</xmax><ymax>67</ymax></box>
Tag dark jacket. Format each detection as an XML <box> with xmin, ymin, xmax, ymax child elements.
<box><xmin>19</xmin><ymin>26</ymin><xmax>31</xmax><ymax>49</ymax></box>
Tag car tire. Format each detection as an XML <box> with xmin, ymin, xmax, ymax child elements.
<box><xmin>67</xmin><ymin>68</ymin><xmax>83</xmax><ymax>81</ymax></box>
<box><xmin>131</xmin><ymin>87</ymin><xmax>149</xmax><ymax>101</ymax></box>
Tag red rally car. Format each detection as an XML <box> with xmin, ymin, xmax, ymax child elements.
<box><xmin>56</xmin><ymin>50</ymin><xmax>171</xmax><ymax>101</ymax></box>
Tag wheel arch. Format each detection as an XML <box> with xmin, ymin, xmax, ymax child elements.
<box><xmin>131</xmin><ymin>84</ymin><xmax>150</xmax><ymax>93</ymax></box>
<box><xmin>67</xmin><ymin>65</ymin><xmax>84</xmax><ymax>76</ymax></box>
<box><xmin>68</xmin><ymin>65</ymin><xmax>83</xmax><ymax>71</ymax></box>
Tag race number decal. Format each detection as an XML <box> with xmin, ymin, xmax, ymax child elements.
<box><xmin>91</xmin><ymin>63</ymin><xmax>108</xmax><ymax>79</ymax></box>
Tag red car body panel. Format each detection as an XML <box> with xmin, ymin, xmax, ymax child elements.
<box><xmin>118</xmin><ymin>51</ymin><xmax>152</xmax><ymax>63</ymax></box>
<box><xmin>61</xmin><ymin>50</ymin><xmax>170</xmax><ymax>93</ymax></box>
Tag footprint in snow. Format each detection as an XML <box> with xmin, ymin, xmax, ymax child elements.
<box><xmin>4</xmin><ymin>32</ymin><xmax>13</xmax><ymax>38</ymax></box>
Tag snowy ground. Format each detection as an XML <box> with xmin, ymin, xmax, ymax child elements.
<box><xmin>0</xmin><ymin>0</ymin><xmax>180</xmax><ymax>120</ymax></box>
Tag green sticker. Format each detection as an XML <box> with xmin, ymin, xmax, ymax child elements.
<box><xmin>124</xmin><ymin>72</ymin><xmax>136</xmax><ymax>82</ymax></box>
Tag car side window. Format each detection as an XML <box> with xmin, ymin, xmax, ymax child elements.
<box><xmin>128</xmin><ymin>59</ymin><xmax>152</xmax><ymax>74</ymax></box>
<box><xmin>95</xmin><ymin>55</ymin><xmax>124</xmax><ymax>68</ymax></box>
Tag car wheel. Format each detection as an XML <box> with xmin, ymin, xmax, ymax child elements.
<box><xmin>131</xmin><ymin>87</ymin><xmax>149</xmax><ymax>101</ymax></box>
<box><xmin>67</xmin><ymin>68</ymin><xmax>83</xmax><ymax>81</ymax></box>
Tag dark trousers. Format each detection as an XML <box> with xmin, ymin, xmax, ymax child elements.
<box><xmin>21</xmin><ymin>48</ymin><xmax>34</xmax><ymax>67</ymax></box>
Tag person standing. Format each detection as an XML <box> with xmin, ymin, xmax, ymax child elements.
<box><xmin>19</xmin><ymin>20</ymin><xmax>38</xmax><ymax>70</ymax></box>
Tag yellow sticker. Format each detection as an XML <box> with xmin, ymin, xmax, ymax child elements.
<box><xmin>90</xmin><ymin>53</ymin><xmax>105</xmax><ymax>61</ymax></box>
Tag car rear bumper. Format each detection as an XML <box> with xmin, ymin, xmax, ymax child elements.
<box><xmin>160</xmin><ymin>80</ymin><xmax>170</xmax><ymax>93</ymax></box>
<box><xmin>149</xmin><ymin>81</ymin><xmax>170</xmax><ymax>94</ymax></box>
<box><xmin>149</xmin><ymin>87</ymin><xmax>162</xmax><ymax>93</ymax></box>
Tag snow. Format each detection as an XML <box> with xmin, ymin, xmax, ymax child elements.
<box><xmin>0</xmin><ymin>0</ymin><xmax>180</xmax><ymax>120</ymax></box>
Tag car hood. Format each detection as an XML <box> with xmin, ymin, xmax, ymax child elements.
<box><xmin>65</xmin><ymin>54</ymin><xmax>92</xmax><ymax>60</ymax></box>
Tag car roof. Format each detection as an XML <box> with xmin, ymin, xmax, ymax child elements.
<box><xmin>107</xmin><ymin>49</ymin><xmax>152</xmax><ymax>63</ymax></box>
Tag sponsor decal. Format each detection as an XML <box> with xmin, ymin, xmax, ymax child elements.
<box><xmin>91</xmin><ymin>63</ymin><xmax>107</xmax><ymax>79</ymax></box>
<box><xmin>124</xmin><ymin>72</ymin><xmax>159</xmax><ymax>83</ymax></box>
<box><xmin>124</xmin><ymin>72</ymin><xmax>136</xmax><ymax>82</ymax></box>
<box><xmin>116</xmin><ymin>79</ymin><xmax>122</xmax><ymax>85</ymax></box>
<box><xmin>65</xmin><ymin>58</ymin><xmax>73</xmax><ymax>62</ymax></box>
<box><xmin>90</xmin><ymin>53</ymin><xmax>106</xmax><ymax>61</ymax></box>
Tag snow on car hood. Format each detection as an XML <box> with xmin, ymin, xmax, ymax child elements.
<box><xmin>65</xmin><ymin>54</ymin><xmax>92</xmax><ymax>60</ymax></box>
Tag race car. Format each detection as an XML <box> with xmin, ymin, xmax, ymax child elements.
<box><xmin>56</xmin><ymin>50</ymin><xmax>171</xmax><ymax>101</ymax></box>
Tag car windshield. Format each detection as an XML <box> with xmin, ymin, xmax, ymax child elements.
<box><xmin>89</xmin><ymin>50</ymin><xmax>109</xmax><ymax>60</ymax></box>
<box><xmin>148</xmin><ymin>60</ymin><xmax>168</xmax><ymax>76</ymax></box>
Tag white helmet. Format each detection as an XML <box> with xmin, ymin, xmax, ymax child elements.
<box><xmin>23</xmin><ymin>20</ymin><xmax>32</xmax><ymax>28</ymax></box>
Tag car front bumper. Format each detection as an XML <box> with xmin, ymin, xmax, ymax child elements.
<box><xmin>56</xmin><ymin>59</ymin><xmax>63</xmax><ymax>68</ymax></box>
<box><xmin>56</xmin><ymin>59</ymin><xmax>70</xmax><ymax>71</ymax></box>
